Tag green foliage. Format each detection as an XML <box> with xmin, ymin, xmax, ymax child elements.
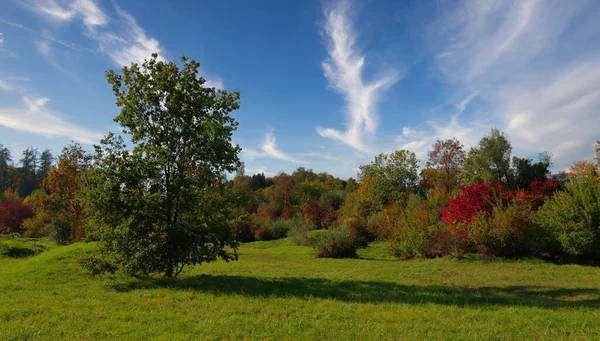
<box><xmin>287</xmin><ymin>217</ymin><xmax>315</xmax><ymax>246</ymax></box>
<box><xmin>510</xmin><ymin>153</ymin><xmax>551</xmax><ymax>190</ymax></box>
<box><xmin>81</xmin><ymin>54</ymin><xmax>241</xmax><ymax>277</ymax></box>
<box><xmin>463</xmin><ymin>127</ymin><xmax>512</xmax><ymax>185</ymax></box>
<box><xmin>389</xmin><ymin>195</ymin><xmax>445</xmax><ymax>260</ymax></box>
<box><xmin>468</xmin><ymin>200</ymin><xmax>541</xmax><ymax>258</ymax></box>
<box><xmin>269</xmin><ymin>219</ymin><xmax>290</xmax><ymax>239</ymax></box>
<box><xmin>359</xmin><ymin>150</ymin><xmax>420</xmax><ymax>205</ymax></box>
<box><xmin>534</xmin><ymin>176</ymin><xmax>600</xmax><ymax>259</ymax></box>
<box><xmin>314</xmin><ymin>227</ymin><xmax>365</xmax><ymax>258</ymax></box>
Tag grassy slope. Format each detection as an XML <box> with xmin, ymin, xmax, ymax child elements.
<box><xmin>1</xmin><ymin>239</ymin><xmax>599</xmax><ymax>340</ymax></box>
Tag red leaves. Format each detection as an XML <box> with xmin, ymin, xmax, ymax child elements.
<box><xmin>0</xmin><ymin>199</ymin><xmax>33</xmax><ymax>235</ymax></box>
<box><xmin>303</xmin><ymin>201</ymin><xmax>337</xmax><ymax>228</ymax></box>
<box><xmin>441</xmin><ymin>178</ymin><xmax>559</xmax><ymax>227</ymax></box>
<box><xmin>281</xmin><ymin>208</ymin><xmax>295</xmax><ymax>220</ymax></box>
<box><xmin>441</xmin><ymin>182</ymin><xmax>497</xmax><ymax>225</ymax></box>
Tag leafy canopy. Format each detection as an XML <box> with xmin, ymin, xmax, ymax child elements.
<box><xmin>82</xmin><ymin>54</ymin><xmax>241</xmax><ymax>277</ymax></box>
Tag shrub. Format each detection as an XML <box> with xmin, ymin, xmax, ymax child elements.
<box><xmin>22</xmin><ymin>211</ymin><xmax>52</xmax><ymax>238</ymax></box>
<box><xmin>320</xmin><ymin>206</ymin><xmax>337</xmax><ymax>228</ymax></box>
<box><xmin>303</xmin><ymin>201</ymin><xmax>323</xmax><ymax>227</ymax></box>
<box><xmin>441</xmin><ymin>182</ymin><xmax>497</xmax><ymax>226</ymax></box>
<box><xmin>467</xmin><ymin>200</ymin><xmax>540</xmax><ymax>258</ymax></box>
<box><xmin>234</xmin><ymin>216</ymin><xmax>255</xmax><ymax>242</ymax></box>
<box><xmin>314</xmin><ymin>228</ymin><xmax>364</xmax><ymax>258</ymax></box>
<box><xmin>306</xmin><ymin>229</ymin><xmax>331</xmax><ymax>246</ymax></box>
<box><xmin>79</xmin><ymin>254</ymin><xmax>118</xmax><ymax>276</ymax></box>
<box><xmin>389</xmin><ymin>196</ymin><xmax>445</xmax><ymax>260</ymax></box>
<box><xmin>534</xmin><ymin>176</ymin><xmax>600</xmax><ymax>260</ymax></box>
<box><xmin>281</xmin><ymin>208</ymin><xmax>295</xmax><ymax>220</ymax></box>
<box><xmin>49</xmin><ymin>215</ymin><xmax>76</xmax><ymax>245</ymax></box>
<box><xmin>341</xmin><ymin>217</ymin><xmax>370</xmax><ymax>245</ymax></box>
<box><xmin>426</xmin><ymin>228</ymin><xmax>469</xmax><ymax>258</ymax></box>
<box><xmin>254</xmin><ymin>227</ymin><xmax>273</xmax><ymax>241</ymax></box>
<box><xmin>366</xmin><ymin>211</ymin><xmax>387</xmax><ymax>240</ymax></box>
<box><xmin>270</xmin><ymin>219</ymin><xmax>289</xmax><ymax>239</ymax></box>
<box><xmin>287</xmin><ymin>217</ymin><xmax>315</xmax><ymax>246</ymax></box>
<box><xmin>0</xmin><ymin>199</ymin><xmax>34</xmax><ymax>235</ymax></box>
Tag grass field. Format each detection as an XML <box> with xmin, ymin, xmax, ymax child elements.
<box><xmin>1</xmin><ymin>238</ymin><xmax>599</xmax><ymax>340</ymax></box>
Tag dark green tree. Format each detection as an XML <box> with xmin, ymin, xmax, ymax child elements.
<box><xmin>511</xmin><ymin>152</ymin><xmax>552</xmax><ymax>189</ymax></box>
<box><xmin>82</xmin><ymin>54</ymin><xmax>241</xmax><ymax>277</ymax></box>
<box><xmin>18</xmin><ymin>147</ymin><xmax>39</xmax><ymax>196</ymax></box>
<box><xmin>37</xmin><ymin>149</ymin><xmax>54</xmax><ymax>181</ymax></box>
<box><xmin>0</xmin><ymin>145</ymin><xmax>12</xmax><ymax>192</ymax></box>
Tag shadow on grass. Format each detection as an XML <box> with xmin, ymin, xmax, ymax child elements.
<box><xmin>112</xmin><ymin>274</ymin><xmax>600</xmax><ymax>309</ymax></box>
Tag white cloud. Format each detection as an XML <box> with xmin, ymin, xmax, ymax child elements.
<box><xmin>92</xmin><ymin>4</ymin><xmax>162</xmax><ymax>66</ymax></box>
<box><xmin>419</xmin><ymin>0</ymin><xmax>600</xmax><ymax>168</ymax></box>
<box><xmin>296</xmin><ymin>152</ymin><xmax>339</xmax><ymax>161</ymax></box>
<box><xmin>28</xmin><ymin>0</ymin><xmax>108</xmax><ymax>30</ymax></box>
<box><xmin>243</xmin><ymin>130</ymin><xmax>306</xmax><ymax>164</ymax></box>
<box><xmin>396</xmin><ymin>117</ymin><xmax>480</xmax><ymax>162</ymax></box>
<box><xmin>0</xmin><ymin>96</ymin><xmax>103</xmax><ymax>144</ymax></box>
<box><xmin>246</xmin><ymin>167</ymin><xmax>274</xmax><ymax>176</ymax></box>
<box><xmin>316</xmin><ymin>0</ymin><xmax>399</xmax><ymax>152</ymax></box>
<box><xmin>0</xmin><ymin>33</ymin><xmax>4</xmax><ymax>48</ymax></box>
<box><xmin>0</xmin><ymin>80</ymin><xmax>10</xmax><ymax>91</ymax></box>
<box><xmin>203</xmin><ymin>76</ymin><xmax>224</xmax><ymax>90</ymax></box>
<box><xmin>35</xmin><ymin>40</ymin><xmax>52</xmax><ymax>56</ymax></box>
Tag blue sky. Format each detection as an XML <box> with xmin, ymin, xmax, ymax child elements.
<box><xmin>1</xmin><ymin>0</ymin><xmax>599</xmax><ymax>178</ymax></box>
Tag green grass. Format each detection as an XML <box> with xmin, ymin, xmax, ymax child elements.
<box><xmin>1</xmin><ymin>239</ymin><xmax>599</xmax><ymax>340</ymax></box>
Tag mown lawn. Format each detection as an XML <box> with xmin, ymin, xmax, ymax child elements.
<box><xmin>1</xmin><ymin>238</ymin><xmax>599</xmax><ymax>340</ymax></box>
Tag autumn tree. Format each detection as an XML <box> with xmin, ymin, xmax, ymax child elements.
<box><xmin>569</xmin><ymin>160</ymin><xmax>597</xmax><ymax>179</ymax></box>
<box><xmin>421</xmin><ymin>139</ymin><xmax>465</xmax><ymax>194</ymax></box>
<box><xmin>39</xmin><ymin>144</ymin><xmax>90</xmax><ymax>243</ymax></box>
<box><xmin>81</xmin><ymin>54</ymin><xmax>241</xmax><ymax>277</ymax></box>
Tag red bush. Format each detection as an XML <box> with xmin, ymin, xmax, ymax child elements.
<box><xmin>254</xmin><ymin>227</ymin><xmax>273</xmax><ymax>241</ymax></box>
<box><xmin>441</xmin><ymin>182</ymin><xmax>498</xmax><ymax>226</ymax></box>
<box><xmin>303</xmin><ymin>201</ymin><xmax>323</xmax><ymax>227</ymax></box>
<box><xmin>281</xmin><ymin>208</ymin><xmax>295</xmax><ymax>220</ymax></box>
<box><xmin>0</xmin><ymin>200</ymin><xmax>34</xmax><ymax>235</ymax></box>
<box><xmin>320</xmin><ymin>207</ymin><xmax>337</xmax><ymax>228</ymax></box>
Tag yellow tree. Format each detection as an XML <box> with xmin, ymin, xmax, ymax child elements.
<box><xmin>25</xmin><ymin>144</ymin><xmax>91</xmax><ymax>244</ymax></box>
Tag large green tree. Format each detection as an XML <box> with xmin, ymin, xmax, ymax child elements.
<box><xmin>462</xmin><ymin>128</ymin><xmax>512</xmax><ymax>185</ymax></box>
<box><xmin>359</xmin><ymin>150</ymin><xmax>420</xmax><ymax>206</ymax></box>
<box><xmin>82</xmin><ymin>54</ymin><xmax>241</xmax><ymax>277</ymax></box>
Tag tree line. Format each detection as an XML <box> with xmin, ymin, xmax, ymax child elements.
<box><xmin>1</xmin><ymin>54</ymin><xmax>600</xmax><ymax>278</ymax></box>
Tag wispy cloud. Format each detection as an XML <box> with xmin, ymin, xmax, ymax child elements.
<box><xmin>244</xmin><ymin>130</ymin><xmax>307</xmax><ymax>164</ymax></box>
<box><xmin>398</xmin><ymin>0</ymin><xmax>600</xmax><ymax>168</ymax></box>
<box><xmin>396</xmin><ymin>116</ymin><xmax>480</xmax><ymax>162</ymax></box>
<box><xmin>316</xmin><ymin>0</ymin><xmax>399</xmax><ymax>152</ymax></box>
<box><xmin>0</xmin><ymin>96</ymin><xmax>103</xmax><ymax>144</ymax></box>
<box><xmin>26</xmin><ymin>0</ymin><xmax>108</xmax><ymax>30</ymax></box>
<box><xmin>0</xmin><ymin>18</ymin><xmax>33</xmax><ymax>31</ymax></box>
<box><xmin>296</xmin><ymin>152</ymin><xmax>339</xmax><ymax>161</ymax></box>
<box><xmin>203</xmin><ymin>76</ymin><xmax>224</xmax><ymax>90</ymax></box>
<box><xmin>0</xmin><ymin>33</ymin><xmax>4</xmax><ymax>49</ymax></box>
<box><xmin>91</xmin><ymin>3</ymin><xmax>163</xmax><ymax>66</ymax></box>
<box><xmin>246</xmin><ymin>167</ymin><xmax>274</xmax><ymax>176</ymax></box>
<box><xmin>0</xmin><ymin>80</ymin><xmax>10</xmax><ymax>91</ymax></box>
